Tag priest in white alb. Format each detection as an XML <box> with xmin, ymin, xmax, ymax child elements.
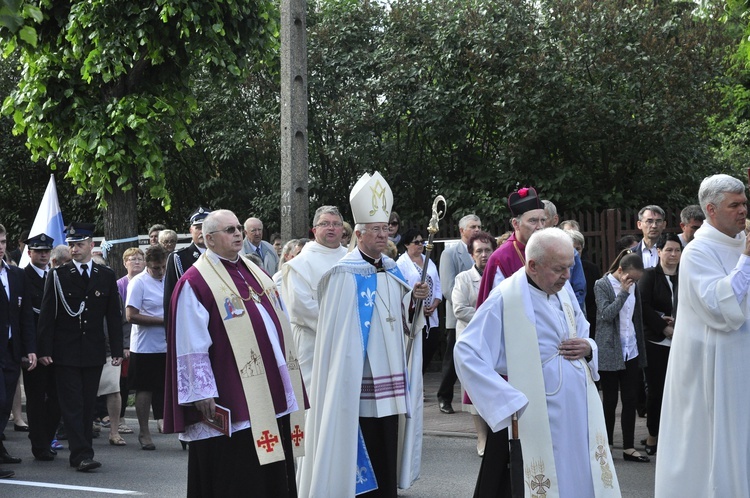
<box><xmin>298</xmin><ymin>172</ymin><xmax>428</xmax><ymax>497</ymax></box>
<box><xmin>455</xmin><ymin>228</ymin><xmax>621</xmax><ymax>498</ymax></box>
<box><xmin>281</xmin><ymin>205</ymin><xmax>348</xmax><ymax>389</ymax></box>
<box><xmin>655</xmin><ymin>174</ymin><xmax>750</xmax><ymax>497</ymax></box>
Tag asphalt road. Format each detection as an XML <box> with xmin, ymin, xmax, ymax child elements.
<box><xmin>0</xmin><ymin>424</ymin><xmax>656</xmax><ymax>497</ymax></box>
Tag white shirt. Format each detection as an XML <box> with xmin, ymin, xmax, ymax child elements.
<box><xmin>126</xmin><ymin>270</ymin><xmax>166</xmax><ymax>353</ymax></box>
<box><xmin>607</xmin><ymin>274</ymin><xmax>638</xmax><ymax>361</ymax></box>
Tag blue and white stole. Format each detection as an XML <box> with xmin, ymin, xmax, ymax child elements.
<box><xmin>353</xmin><ymin>264</ymin><xmax>407</xmax><ymax>495</ymax></box>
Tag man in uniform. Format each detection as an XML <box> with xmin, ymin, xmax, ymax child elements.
<box><xmin>37</xmin><ymin>222</ymin><xmax>123</xmax><ymax>472</ymax></box>
<box><xmin>0</xmin><ymin>224</ymin><xmax>36</xmax><ymax>478</ymax></box>
<box><xmin>281</xmin><ymin>205</ymin><xmax>347</xmax><ymax>388</ymax></box>
<box><xmin>242</xmin><ymin>217</ymin><xmax>280</xmax><ymax>275</ymax></box>
<box><xmin>163</xmin><ymin>207</ymin><xmax>210</xmax><ymax>319</ymax></box>
<box><xmin>436</xmin><ymin>214</ymin><xmax>481</xmax><ymax>414</ymax></box>
<box><xmin>299</xmin><ymin>172</ymin><xmax>429</xmax><ymax>497</ymax></box>
<box><xmin>456</xmin><ymin>228</ymin><xmax>620</xmax><ymax>497</ymax></box>
<box><xmin>163</xmin><ymin>210</ymin><xmax>306</xmax><ymax>497</ymax></box>
<box><xmin>21</xmin><ymin>233</ymin><xmax>61</xmax><ymax>461</ymax></box>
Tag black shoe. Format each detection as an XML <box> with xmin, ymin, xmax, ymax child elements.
<box><xmin>0</xmin><ymin>468</ymin><xmax>14</xmax><ymax>479</ymax></box>
<box><xmin>623</xmin><ymin>451</ymin><xmax>650</xmax><ymax>463</ymax></box>
<box><xmin>49</xmin><ymin>448</ymin><xmax>57</xmax><ymax>456</ymax></box>
<box><xmin>0</xmin><ymin>451</ymin><xmax>21</xmax><ymax>464</ymax></box>
<box><xmin>438</xmin><ymin>400</ymin><xmax>455</xmax><ymax>414</ymax></box>
<box><xmin>644</xmin><ymin>443</ymin><xmax>657</xmax><ymax>455</ymax></box>
<box><xmin>75</xmin><ymin>459</ymin><xmax>101</xmax><ymax>472</ymax></box>
<box><xmin>13</xmin><ymin>424</ymin><xmax>29</xmax><ymax>432</ymax></box>
<box><xmin>33</xmin><ymin>450</ymin><xmax>55</xmax><ymax>462</ymax></box>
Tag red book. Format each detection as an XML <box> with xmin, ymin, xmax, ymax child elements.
<box><xmin>202</xmin><ymin>404</ymin><xmax>232</xmax><ymax>437</ymax></box>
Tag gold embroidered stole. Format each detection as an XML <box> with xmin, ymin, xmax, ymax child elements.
<box><xmin>194</xmin><ymin>254</ymin><xmax>306</xmax><ymax>465</ymax></box>
<box><xmin>503</xmin><ymin>276</ymin><xmax>559</xmax><ymax>497</ymax></box>
<box><xmin>557</xmin><ymin>288</ymin><xmax>620</xmax><ymax>496</ymax></box>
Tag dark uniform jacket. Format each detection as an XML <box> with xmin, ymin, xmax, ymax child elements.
<box><xmin>23</xmin><ymin>265</ymin><xmax>46</xmax><ymax>326</ymax></box>
<box><xmin>0</xmin><ymin>264</ymin><xmax>35</xmax><ymax>365</ymax></box>
<box><xmin>37</xmin><ymin>261</ymin><xmax>123</xmax><ymax>366</ymax></box>
<box><xmin>163</xmin><ymin>242</ymin><xmax>202</xmax><ymax>318</ymax></box>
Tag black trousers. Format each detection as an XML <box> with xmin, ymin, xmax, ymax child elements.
<box><xmin>645</xmin><ymin>342</ymin><xmax>670</xmax><ymax>438</ymax></box>
<box><xmin>360</xmin><ymin>415</ymin><xmax>399</xmax><ymax>498</ymax></box>
<box><xmin>473</xmin><ymin>428</ymin><xmax>511</xmax><ymax>498</ymax></box>
<box><xmin>56</xmin><ymin>364</ymin><xmax>103</xmax><ymax>465</ymax></box>
<box><xmin>23</xmin><ymin>363</ymin><xmax>60</xmax><ymax>454</ymax></box>
<box><xmin>437</xmin><ymin>327</ymin><xmax>458</xmax><ymax>402</ymax></box>
<box><xmin>600</xmin><ymin>357</ymin><xmax>640</xmax><ymax>449</ymax></box>
<box><xmin>187</xmin><ymin>415</ymin><xmax>297</xmax><ymax>498</ymax></box>
<box><xmin>0</xmin><ymin>345</ymin><xmax>21</xmax><ymax>436</ymax></box>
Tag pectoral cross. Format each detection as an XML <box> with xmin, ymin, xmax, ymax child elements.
<box><xmin>386</xmin><ymin>315</ymin><xmax>396</xmax><ymax>330</ymax></box>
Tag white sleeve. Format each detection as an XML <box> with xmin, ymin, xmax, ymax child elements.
<box><xmin>174</xmin><ymin>282</ymin><xmax>219</xmax><ymax>405</ymax></box>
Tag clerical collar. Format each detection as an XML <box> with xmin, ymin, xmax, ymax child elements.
<box><xmin>359</xmin><ymin>249</ymin><xmax>383</xmax><ymax>270</ymax></box>
<box><xmin>206</xmin><ymin>249</ymin><xmax>240</xmax><ymax>265</ymax></box>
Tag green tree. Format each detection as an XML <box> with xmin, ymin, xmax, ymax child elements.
<box><xmin>1</xmin><ymin>0</ymin><xmax>277</xmax><ymax>274</ymax></box>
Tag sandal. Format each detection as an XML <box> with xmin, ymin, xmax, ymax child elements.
<box><xmin>109</xmin><ymin>435</ymin><xmax>127</xmax><ymax>446</ymax></box>
<box><xmin>118</xmin><ymin>423</ymin><xmax>134</xmax><ymax>434</ymax></box>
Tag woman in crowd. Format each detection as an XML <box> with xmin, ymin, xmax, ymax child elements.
<box><xmin>114</xmin><ymin>247</ymin><xmax>145</xmax><ymax>435</ymax></box>
<box><xmin>272</xmin><ymin>238</ymin><xmax>306</xmax><ymax>291</ymax></box>
<box><xmin>157</xmin><ymin>229</ymin><xmax>178</xmax><ymax>253</ymax></box>
<box><xmin>594</xmin><ymin>250</ymin><xmax>649</xmax><ymax>463</ymax></box>
<box><xmin>639</xmin><ymin>233</ymin><xmax>681</xmax><ymax>455</ymax></box>
<box><xmin>452</xmin><ymin>231</ymin><xmax>496</xmax><ymax>456</ymax></box>
<box><xmin>397</xmin><ymin>228</ymin><xmax>442</xmax><ymax>373</ymax></box>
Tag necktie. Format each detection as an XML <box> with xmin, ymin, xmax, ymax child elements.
<box><xmin>80</xmin><ymin>263</ymin><xmax>90</xmax><ymax>285</ymax></box>
<box><xmin>43</xmin><ymin>270</ymin><xmax>47</xmax><ymax>279</ymax></box>
<box><xmin>255</xmin><ymin>246</ymin><xmax>262</xmax><ymax>259</ymax></box>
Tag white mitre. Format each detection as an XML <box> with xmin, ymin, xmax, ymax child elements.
<box><xmin>350</xmin><ymin>171</ymin><xmax>393</xmax><ymax>224</ymax></box>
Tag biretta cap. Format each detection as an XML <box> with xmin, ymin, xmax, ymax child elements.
<box><xmin>25</xmin><ymin>233</ymin><xmax>54</xmax><ymax>250</ymax></box>
<box><xmin>508</xmin><ymin>187</ymin><xmax>543</xmax><ymax>217</ymax></box>
<box><xmin>65</xmin><ymin>222</ymin><xmax>96</xmax><ymax>242</ymax></box>
<box><xmin>189</xmin><ymin>207</ymin><xmax>211</xmax><ymax>226</ymax></box>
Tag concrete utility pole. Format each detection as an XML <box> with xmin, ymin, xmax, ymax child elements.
<box><xmin>280</xmin><ymin>0</ymin><xmax>309</xmax><ymax>240</ymax></box>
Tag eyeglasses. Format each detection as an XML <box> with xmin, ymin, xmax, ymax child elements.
<box><xmin>208</xmin><ymin>225</ymin><xmax>245</xmax><ymax>235</ymax></box>
<box><xmin>127</xmin><ymin>257</ymin><xmax>144</xmax><ymax>262</ymax></box>
<box><xmin>361</xmin><ymin>225</ymin><xmax>390</xmax><ymax>235</ymax></box>
<box><xmin>389</xmin><ymin>221</ymin><xmax>399</xmax><ymax>226</ymax></box>
<box><xmin>315</xmin><ymin>221</ymin><xmax>344</xmax><ymax>229</ymax></box>
<box><xmin>641</xmin><ymin>219</ymin><xmax>664</xmax><ymax>226</ymax></box>
<box><xmin>411</xmin><ymin>240</ymin><xmax>424</xmax><ymax>245</ymax></box>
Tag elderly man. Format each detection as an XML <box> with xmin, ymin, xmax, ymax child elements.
<box><xmin>281</xmin><ymin>205</ymin><xmax>347</xmax><ymax>389</ymax></box>
<box><xmin>477</xmin><ymin>186</ymin><xmax>547</xmax><ymax>305</ymax></box>
<box><xmin>542</xmin><ymin>199</ymin><xmax>559</xmax><ymax>228</ymax></box>
<box><xmin>243</xmin><ymin>217</ymin><xmax>280</xmax><ymax>275</ymax></box>
<box><xmin>163</xmin><ymin>210</ymin><xmax>305</xmax><ymax>497</ymax></box>
<box><xmin>37</xmin><ymin>222</ymin><xmax>123</xmax><ymax>472</ymax></box>
<box><xmin>655</xmin><ymin>174</ymin><xmax>750</xmax><ymax>497</ymax></box>
<box><xmin>436</xmin><ymin>214</ymin><xmax>481</xmax><ymax>415</ymax></box>
<box><xmin>163</xmin><ymin>207</ymin><xmax>210</xmax><ymax>319</ymax></box>
<box><xmin>677</xmin><ymin>204</ymin><xmax>704</xmax><ymax>246</ymax></box>
<box><xmin>633</xmin><ymin>205</ymin><xmax>666</xmax><ymax>268</ymax></box>
<box><xmin>299</xmin><ymin>172</ymin><xmax>429</xmax><ymax>497</ymax></box>
<box><xmin>456</xmin><ymin>228</ymin><xmax>620</xmax><ymax>497</ymax></box>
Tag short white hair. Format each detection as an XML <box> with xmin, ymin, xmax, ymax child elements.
<box><xmin>204</xmin><ymin>209</ymin><xmax>237</xmax><ymax>235</ymax></box>
<box><xmin>525</xmin><ymin>228</ymin><xmax>574</xmax><ymax>264</ymax></box>
<box><xmin>699</xmin><ymin>174</ymin><xmax>745</xmax><ymax>217</ymax></box>
<box><xmin>458</xmin><ymin>214</ymin><xmax>480</xmax><ymax>230</ymax></box>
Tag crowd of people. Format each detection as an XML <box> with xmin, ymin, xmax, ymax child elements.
<box><xmin>1</xmin><ymin>172</ymin><xmax>749</xmax><ymax>497</ymax></box>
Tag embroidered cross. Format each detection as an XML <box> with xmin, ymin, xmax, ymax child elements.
<box><xmin>291</xmin><ymin>425</ymin><xmax>304</xmax><ymax>446</ymax></box>
<box><xmin>256</xmin><ymin>430</ymin><xmax>279</xmax><ymax>453</ymax></box>
<box><xmin>530</xmin><ymin>474</ymin><xmax>551</xmax><ymax>495</ymax></box>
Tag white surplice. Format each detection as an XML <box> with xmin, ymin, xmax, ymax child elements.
<box><xmin>455</xmin><ymin>270</ymin><xmax>616</xmax><ymax>498</ymax></box>
<box><xmin>281</xmin><ymin>241</ymin><xmax>347</xmax><ymax>389</ymax></box>
<box><xmin>655</xmin><ymin>222</ymin><xmax>750</xmax><ymax>497</ymax></box>
<box><xmin>297</xmin><ymin>250</ymin><xmax>424</xmax><ymax>497</ymax></box>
